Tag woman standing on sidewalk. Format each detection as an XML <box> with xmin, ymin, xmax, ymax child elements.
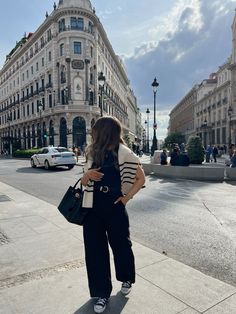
<box><xmin>81</xmin><ymin>117</ymin><xmax>145</xmax><ymax>313</ymax></box>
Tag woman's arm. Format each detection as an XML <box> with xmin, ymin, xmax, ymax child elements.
<box><xmin>115</xmin><ymin>165</ymin><xmax>145</xmax><ymax>205</ymax></box>
<box><xmin>81</xmin><ymin>168</ymin><xmax>104</xmax><ymax>186</ymax></box>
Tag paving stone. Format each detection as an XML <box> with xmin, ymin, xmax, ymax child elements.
<box><xmin>137</xmin><ymin>259</ymin><xmax>236</xmax><ymax>312</ymax></box>
<box><xmin>204</xmin><ymin>293</ymin><xmax>236</xmax><ymax>314</ymax></box>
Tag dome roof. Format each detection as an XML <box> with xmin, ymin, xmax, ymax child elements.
<box><xmin>58</xmin><ymin>0</ymin><xmax>93</xmax><ymax>12</ymax></box>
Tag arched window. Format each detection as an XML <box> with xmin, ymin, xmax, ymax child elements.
<box><xmin>73</xmin><ymin>117</ymin><xmax>86</xmax><ymax>148</ymax></box>
<box><xmin>60</xmin><ymin>117</ymin><xmax>67</xmax><ymax>147</ymax></box>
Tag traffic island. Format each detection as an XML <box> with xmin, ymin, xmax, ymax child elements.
<box><xmin>142</xmin><ymin>163</ymin><xmax>226</xmax><ymax>181</ymax></box>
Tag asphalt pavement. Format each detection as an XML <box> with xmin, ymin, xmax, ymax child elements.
<box><xmin>1</xmin><ymin>178</ymin><xmax>236</xmax><ymax>313</ymax></box>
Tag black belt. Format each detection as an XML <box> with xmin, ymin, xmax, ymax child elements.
<box><xmin>94</xmin><ymin>185</ymin><xmax>121</xmax><ymax>194</ymax></box>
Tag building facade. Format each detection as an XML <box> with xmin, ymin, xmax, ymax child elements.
<box><xmin>195</xmin><ymin>63</ymin><xmax>231</xmax><ymax>147</ymax></box>
<box><xmin>0</xmin><ymin>0</ymin><xmax>140</xmax><ymax>153</ymax></box>
<box><xmin>168</xmin><ymin>85</ymin><xmax>198</xmax><ymax>141</ymax></box>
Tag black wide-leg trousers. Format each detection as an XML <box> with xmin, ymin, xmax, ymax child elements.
<box><xmin>83</xmin><ymin>194</ymin><xmax>135</xmax><ymax>298</ymax></box>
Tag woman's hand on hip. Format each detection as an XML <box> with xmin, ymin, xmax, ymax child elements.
<box><xmin>114</xmin><ymin>195</ymin><xmax>129</xmax><ymax>206</ymax></box>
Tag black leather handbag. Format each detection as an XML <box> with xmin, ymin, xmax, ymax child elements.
<box><xmin>58</xmin><ymin>178</ymin><xmax>88</xmax><ymax>225</ymax></box>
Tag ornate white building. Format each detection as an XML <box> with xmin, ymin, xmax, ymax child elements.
<box><xmin>0</xmin><ymin>0</ymin><xmax>141</xmax><ymax>152</ymax></box>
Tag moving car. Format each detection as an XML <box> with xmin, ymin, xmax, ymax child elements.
<box><xmin>30</xmin><ymin>147</ymin><xmax>76</xmax><ymax>170</ymax></box>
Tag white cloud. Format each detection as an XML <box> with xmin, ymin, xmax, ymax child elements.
<box><xmin>123</xmin><ymin>0</ymin><xmax>236</xmax><ymax>139</ymax></box>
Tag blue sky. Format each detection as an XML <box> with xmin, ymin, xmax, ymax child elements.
<box><xmin>0</xmin><ymin>0</ymin><xmax>235</xmax><ymax>139</ymax></box>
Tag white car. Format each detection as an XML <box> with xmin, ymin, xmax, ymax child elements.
<box><xmin>30</xmin><ymin>147</ymin><xmax>76</xmax><ymax>170</ymax></box>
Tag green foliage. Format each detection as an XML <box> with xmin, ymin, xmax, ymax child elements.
<box><xmin>186</xmin><ymin>136</ymin><xmax>204</xmax><ymax>164</ymax></box>
<box><xmin>123</xmin><ymin>134</ymin><xmax>132</xmax><ymax>149</ymax></box>
<box><xmin>6</xmin><ymin>36</ymin><xmax>27</xmax><ymax>61</ymax></box>
<box><xmin>164</xmin><ymin>132</ymin><xmax>185</xmax><ymax>148</ymax></box>
<box><xmin>13</xmin><ymin>149</ymin><xmax>39</xmax><ymax>158</ymax></box>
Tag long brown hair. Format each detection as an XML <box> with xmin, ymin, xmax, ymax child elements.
<box><xmin>87</xmin><ymin>116</ymin><xmax>124</xmax><ymax>167</ymax></box>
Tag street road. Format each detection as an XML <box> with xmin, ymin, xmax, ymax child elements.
<box><xmin>0</xmin><ymin>158</ymin><xmax>236</xmax><ymax>287</ymax></box>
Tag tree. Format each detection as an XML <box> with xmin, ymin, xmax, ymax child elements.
<box><xmin>186</xmin><ymin>136</ymin><xmax>204</xmax><ymax>164</ymax></box>
<box><xmin>164</xmin><ymin>132</ymin><xmax>185</xmax><ymax>149</ymax></box>
<box><xmin>123</xmin><ymin>134</ymin><xmax>132</xmax><ymax>149</ymax></box>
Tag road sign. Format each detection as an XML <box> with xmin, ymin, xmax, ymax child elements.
<box><xmin>153</xmin><ymin>123</ymin><xmax>157</xmax><ymax>129</ymax></box>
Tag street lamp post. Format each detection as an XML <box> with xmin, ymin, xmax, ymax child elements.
<box><xmin>38</xmin><ymin>101</ymin><xmax>43</xmax><ymax>147</ymax></box>
<box><xmin>7</xmin><ymin>114</ymin><xmax>12</xmax><ymax>155</ymax></box>
<box><xmin>98</xmin><ymin>72</ymin><xmax>105</xmax><ymax>117</ymax></box>
<box><xmin>144</xmin><ymin>120</ymin><xmax>147</xmax><ymax>153</ymax></box>
<box><xmin>228</xmin><ymin>105</ymin><xmax>233</xmax><ymax>146</ymax></box>
<box><xmin>146</xmin><ymin>108</ymin><xmax>150</xmax><ymax>154</ymax></box>
<box><xmin>151</xmin><ymin>78</ymin><xmax>159</xmax><ymax>155</ymax></box>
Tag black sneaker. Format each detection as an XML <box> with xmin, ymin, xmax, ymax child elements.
<box><xmin>121</xmin><ymin>281</ymin><xmax>132</xmax><ymax>295</ymax></box>
<box><xmin>94</xmin><ymin>297</ymin><xmax>109</xmax><ymax>313</ymax></box>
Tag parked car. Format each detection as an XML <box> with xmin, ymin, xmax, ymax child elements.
<box><xmin>30</xmin><ymin>147</ymin><xmax>76</xmax><ymax>170</ymax></box>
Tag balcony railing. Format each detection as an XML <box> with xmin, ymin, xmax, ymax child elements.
<box><xmin>222</xmin><ymin>97</ymin><xmax>228</xmax><ymax>104</ymax></box>
<box><xmin>39</xmin><ymin>87</ymin><xmax>45</xmax><ymax>93</ymax></box>
<box><xmin>46</xmin><ymin>82</ymin><xmax>53</xmax><ymax>89</ymax></box>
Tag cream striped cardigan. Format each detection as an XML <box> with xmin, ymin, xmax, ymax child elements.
<box><xmin>82</xmin><ymin>143</ymin><xmax>140</xmax><ymax>208</ymax></box>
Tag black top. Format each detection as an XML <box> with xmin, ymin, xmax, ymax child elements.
<box><xmin>93</xmin><ymin>150</ymin><xmax>122</xmax><ymax>202</ymax></box>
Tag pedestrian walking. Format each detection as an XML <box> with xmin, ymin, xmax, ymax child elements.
<box><xmin>81</xmin><ymin>116</ymin><xmax>145</xmax><ymax>313</ymax></box>
<box><xmin>160</xmin><ymin>149</ymin><xmax>168</xmax><ymax>165</ymax></box>
<box><xmin>230</xmin><ymin>149</ymin><xmax>236</xmax><ymax>168</ymax></box>
<box><xmin>229</xmin><ymin>144</ymin><xmax>235</xmax><ymax>158</ymax></box>
<box><xmin>170</xmin><ymin>146</ymin><xmax>180</xmax><ymax>166</ymax></box>
<box><xmin>205</xmin><ymin>145</ymin><xmax>212</xmax><ymax>163</ymax></box>
<box><xmin>212</xmin><ymin>145</ymin><xmax>218</xmax><ymax>163</ymax></box>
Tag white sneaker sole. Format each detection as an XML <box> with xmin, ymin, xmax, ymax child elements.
<box><xmin>94</xmin><ymin>305</ymin><xmax>107</xmax><ymax>313</ymax></box>
<box><xmin>121</xmin><ymin>288</ymin><xmax>132</xmax><ymax>295</ymax></box>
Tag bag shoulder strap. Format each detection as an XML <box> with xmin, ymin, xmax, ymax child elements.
<box><xmin>73</xmin><ymin>178</ymin><xmax>82</xmax><ymax>189</ymax></box>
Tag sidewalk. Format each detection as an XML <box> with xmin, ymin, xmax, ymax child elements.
<box><xmin>0</xmin><ymin>182</ymin><xmax>236</xmax><ymax>314</ymax></box>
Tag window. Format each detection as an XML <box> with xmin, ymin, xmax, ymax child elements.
<box><xmin>77</xmin><ymin>18</ymin><xmax>84</xmax><ymax>30</ymax></box>
<box><xmin>40</xmin><ymin>37</ymin><xmax>44</xmax><ymax>48</ymax></box>
<box><xmin>31</xmin><ymin>66</ymin><xmax>33</xmax><ymax>74</ymax></box>
<box><xmin>35</xmin><ymin>42</ymin><xmax>38</xmax><ymax>53</ymax></box>
<box><xmin>42</xmin><ymin>57</ymin><xmax>44</xmax><ymax>67</ymax></box>
<box><xmin>70</xmin><ymin>17</ymin><xmax>84</xmax><ymax>30</ymax></box>
<box><xmin>48</xmin><ymin>51</ymin><xmax>52</xmax><ymax>62</ymax></box>
<box><xmin>74</xmin><ymin>42</ymin><xmax>81</xmax><ymax>54</ymax></box>
<box><xmin>36</xmin><ymin>62</ymin><xmax>39</xmax><ymax>71</ymax></box>
<box><xmin>90</xmin><ymin>46</ymin><xmax>93</xmax><ymax>58</ymax></box>
<box><xmin>60</xmin><ymin>43</ymin><xmax>64</xmax><ymax>56</ymax></box>
<box><xmin>30</xmin><ymin>48</ymin><xmax>33</xmax><ymax>58</ymax></box>
<box><xmin>59</xmin><ymin>19</ymin><xmax>65</xmax><ymax>32</ymax></box>
<box><xmin>32</xmin><ymin>102</ymin><xmax>34</xmax><ymax>114</ymax></box>
<box><xmin>88</xmin><ymin>21</ymin><xmax>93</xmax><ymax>33</ymax></box>
<box><xmin>71</xmin><ymin>17</ymin><xmax>77</xmax><ymax>29</ymax></box>
<box><xmin>49</xmin><ymin>94</ymin><xmax>52</xmax><ymax>108</ymax></box>
<box><xmin>47</xmin><ymin>29</ymin><xmax>52</xmax><ymax>41</ymax></box>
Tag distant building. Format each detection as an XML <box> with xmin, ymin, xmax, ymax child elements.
<box><xmin>195</xmin><ymin>62</ymin><xmax>230</xmax><ymax>147</ymax></box>
<box><xmin>0</xmin><ymin>0</ymin><xmax>140</xmax><ymax>152</ymax></box>
<box><xmin>168</xmin><ymin>85</ymin><xmax>198</xmax><ymax>141</ymax></box>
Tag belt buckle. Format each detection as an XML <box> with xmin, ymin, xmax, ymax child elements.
<box><xmin>100</xmin><ymin>186</ymin><xmax>109</xmax><ymax>193</ymax></box>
